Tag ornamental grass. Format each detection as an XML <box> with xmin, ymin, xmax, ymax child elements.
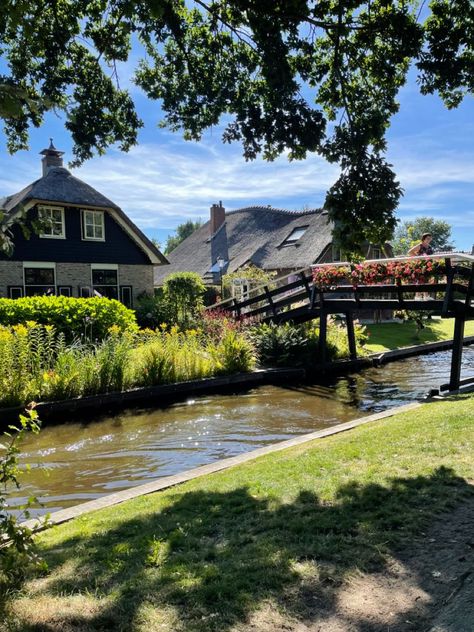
<box><xmin>0</xmin><ymin>322</ymin><xmax>256</xmax><ymax>408</ymax></box>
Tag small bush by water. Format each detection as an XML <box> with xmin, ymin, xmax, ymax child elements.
<box><xmin>251</xmin><ymin>318</ymin><xmax>368</xmax><ymax>367</ymax></box>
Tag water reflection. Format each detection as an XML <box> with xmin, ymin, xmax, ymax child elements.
<box><xmin>8</xmin><ymin>348</ymin><xmax>474</xmax><ymax>517</ymax></box>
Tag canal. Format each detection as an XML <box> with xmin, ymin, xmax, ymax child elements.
<box><xmin>7</xmin><ymin>348</ymin><xmax>474</xmax><ymax>517</ymax></box>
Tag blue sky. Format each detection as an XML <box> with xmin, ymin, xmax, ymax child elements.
<box><xmin>0</xmin><ymin>65</ymin><xmax>473</xmax><ymax>251</ymax></box>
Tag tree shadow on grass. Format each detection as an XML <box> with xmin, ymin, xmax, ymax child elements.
<box><xmin>6</xmin><ymin>466</ymin><xmax>474</xmax><ymax>632</ymax></box>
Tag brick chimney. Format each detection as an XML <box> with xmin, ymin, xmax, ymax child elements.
<box><xmin>210</xmin><ymin>201</ymin><xmax>225</xmax><ymax>236</ymax></box>
<box><xmin>40</xmin><ymin>139</ymin><xmax>64</xmax><ymax>176</ymax></box>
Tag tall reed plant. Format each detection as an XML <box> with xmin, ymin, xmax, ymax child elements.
<box><xmin>0</xmin><ymin>322</ymin><xmax>257</xmax><ymax>408</ymax></box>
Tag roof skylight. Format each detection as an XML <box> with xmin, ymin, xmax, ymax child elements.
<box><xmin>282</xmin><ymin>226</ymin><xmax>308</xmax><ymax>245</ymax></box>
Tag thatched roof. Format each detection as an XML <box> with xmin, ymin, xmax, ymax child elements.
<box><xmin>1</xmin><ymin>166</ymin><xmax>167</xmax><ymax>265</ymax></box>
<box><xmin>1</xmin><ymin>167</ymin><xmax>121</xmax><ymax>212</ymax></box>
<box><xmin>155</xmin><ymin>206</ymin><xmax>333</xmax><ymax>285</ymax></box>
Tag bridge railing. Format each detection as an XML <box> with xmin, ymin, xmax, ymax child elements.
<box><xmin>207</xmin><ymin>253</ymin><xmax>474</xmax><ymax>321</ymax></box>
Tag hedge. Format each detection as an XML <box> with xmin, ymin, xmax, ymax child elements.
<box><xmin>0</xmin><ymin>296</ymin><xmax>138</xmax><ymax>340</ymax></box>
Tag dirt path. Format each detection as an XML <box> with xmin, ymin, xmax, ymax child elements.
<box><xmin>237</xmin><ymin>492</ymin><xmax>474</xmax><ymax>632</ymax></box>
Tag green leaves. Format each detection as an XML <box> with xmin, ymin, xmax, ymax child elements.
<box><xmin>0</xmin><ymin>1</ymin><xmax>472</xmax><ymax>251</ymax></box>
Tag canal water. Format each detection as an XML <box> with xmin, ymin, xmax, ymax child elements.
<box><xmin>8</xmin><ymin>348</ymin><xmax>474</xmax><ymax>517</ymax></box>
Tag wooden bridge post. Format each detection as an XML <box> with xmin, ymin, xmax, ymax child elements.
<box><xmin>318</xmin><ymin>310</ymin><xmax>328</xmax><ymax>365</ymax></box>
<box><xmin>299</xmin><ymin>271</ymin><xmax>312</xmax><ymax>300</ymax></box>
<box><xmin>264</xmin><ymin>286</ymin><xmax>277</xmax><ymax>318</ymax></box>
<box><xmin>449</xmin><ymin>310</ymin><xmax>466</xmax><ymax>391</ymax></box>
<box><xmin>442</xmin><ymin>257</ymin><xmax>454</xmax><ymax>317</ymax></box>
<box><xmin>346</xmin><ymin>313</ymin><xmax>357</xmax><ymax>361</ymax></box>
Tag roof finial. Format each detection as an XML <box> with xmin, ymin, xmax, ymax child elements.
<box><xmin>40</xmin><ymin>139</ymin><xmax>64</xmax><ymax>176</ymax></box>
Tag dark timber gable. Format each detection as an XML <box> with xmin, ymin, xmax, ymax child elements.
<box><xmin>0</xmin><ymin>205</ymin><xmax>150</xmax><ymax>265</ymax></box>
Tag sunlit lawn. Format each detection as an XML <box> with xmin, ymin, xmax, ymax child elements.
<box><xmin>365</xmin><ymin>317</ymin><xmax>474</xmax><ymax>353</ymax></box>
<box><xmin>1</xmin><ymin>394</ymin><xmax>473</xmax><ymax>632</ymax></box>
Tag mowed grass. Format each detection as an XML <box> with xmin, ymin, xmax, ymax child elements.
<box><xmin>2</xmin><ymin>395</ymin><xmax>474</xmax><ymax>632</ymax></box>
<box><xmin>365</xmin><ymin>317</ymin><xmax>474</xmax><ymax>352</ymax></box>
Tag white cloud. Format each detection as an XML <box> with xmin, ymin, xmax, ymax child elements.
<box><xmin>72</xmin><ymin>140</ymin><xmax>340</xmax><ymax>227</ymax></box>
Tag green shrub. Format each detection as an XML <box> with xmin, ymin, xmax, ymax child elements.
<box><xmin>1</xmin><ymin>408</ymin><xmax>48</xmax><ymax>585</ymax></box>
<box><xmin>163</xmin><ymin>272</ymin><xmax>206</xmax><ymax>329</ymax></box>
<box><xmin>0</xmin><ymin>296</ymin><xmax>137</xmax><ymax>341</ymax></box>
<box><xmin>251</xmin><ymin>319</ymin><xmax>368</xmax><ymax>367</ymax></box>
<box><xmin>251</xmin><ymin>322</ymin><xmax>312</xmax><ymax>367</ymax></box>
<box><xmin>215</xmin><ymin>330</ymin><xmax>256</xmax><ymax>374</ymax></box>
<box><xmin>134</xmin><ymin>291</ymin><xmax>172</xmax><ymax>329</ymax></box>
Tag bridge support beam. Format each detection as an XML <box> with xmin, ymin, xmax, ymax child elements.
<box><xmin>318</xmin><ymin>311</ymin><xmax>327</xmax><ymax>365</ymax></box>
<box><xmin>449</xmin><ymin>311</ymin><xmax>466</xmax><ymax>391</ymax></box>
<box><xmin>346</xmin><ymin>313</ymin><xmax>357</xmax><ymax>361</ymax></box>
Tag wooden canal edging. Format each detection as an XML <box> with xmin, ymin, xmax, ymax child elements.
<box><xmin>0</xmin><ymin>367</ymin><xmax>306</xmax><ymax>428</ymax></box>
<box><xmin>209</xmin><ymin>253</ymin><xmax>474</xmax><ymax>392</ymax></box>
<box><xmin>1</xmin><ymin>334</ymin><xmax>471</xmax><ymax>428</ymax></box>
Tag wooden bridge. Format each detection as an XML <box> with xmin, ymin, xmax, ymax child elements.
<box><xmin>209</xmin><ymin>253</ymin><xmax>474</xmax><ymax>392</ymax></box>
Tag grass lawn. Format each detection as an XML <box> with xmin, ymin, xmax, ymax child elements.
<box><xmin>364</xmin><ymin>317</ymin><xmax>474</xmax><ymax>353</ymax></box>
<box><xmin>1</xmin><ymin>395</ymin><xmax>473</xmax><ymax>632</ymax></box>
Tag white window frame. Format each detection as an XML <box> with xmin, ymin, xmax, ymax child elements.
<box><xmin>38</xmin><ymin>205</ymin><xmax>66</xmax><ymax>239</ymax></box>
<box><xmin>8</xmin><ymin>286</ymin><xmax>24</xmax><ymax>299</ymax></box>
<box><xmin>281</xmin><ymin>226</ymin><xmax>309</xmax><ymax>246</ymax></box>
<box><xmin>23</xmin><ymin>261</ymin><xmax>56</xmax><ymax>295</ymax></box>
<box><xmin>90</xmin><ymin>263</ymin><xmax>119</xmax><ymax>298</ymax></box>
<box><xmin>82</xmin><ymin>209</ymin><xmax>105</xmax><ymax>241</ymax></box>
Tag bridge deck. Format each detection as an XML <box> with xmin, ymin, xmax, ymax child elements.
<box><xmin>208</xmin><ymin>254</ymin><xmax>474</xmax><ymax>391</ymax></box>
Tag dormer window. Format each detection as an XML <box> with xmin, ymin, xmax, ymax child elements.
<box><xmin>38</xmin><ymin>205</ymin><xmax>65</xmax><ymax>239</ymax></box>
<box><xmin>281</xmin><ymin>226</ymin><xmax>308</xmax><ymax>246</ymax></box>
<box><xmin>82</xmin><ymin>210</ymin><xmax>105</xmax><ymax>241</ymax></box>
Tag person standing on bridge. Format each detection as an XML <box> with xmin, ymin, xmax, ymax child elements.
<box><xmin>408</xmin><ymin>233</ymin><xmax>434</xmax><ymax>300</ymax></box>
<box><xmin>408</xmin><ymin>233</ymin><xmax>434</xmax><ymax>256</ymax></box>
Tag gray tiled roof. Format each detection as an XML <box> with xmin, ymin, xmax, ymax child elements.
<box><xmin>155</xmin><ymin>206</ymin><xmax>333</xmax><ymax>285</ymax></box>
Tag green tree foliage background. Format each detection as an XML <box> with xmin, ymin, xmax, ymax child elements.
<box><xmin>165</xmin><ymin>220</ymin><xmax>203</xmax><ymax>254</ymax></box>
<box><xmin>392</xmin><ymin>217</ymin><xmax>454</xmax><ymax>255</ymax></box>
<box><xmin>0</xmin><ymin>0</ymin><xmax>473</xmax><ymax>252</ymax></box>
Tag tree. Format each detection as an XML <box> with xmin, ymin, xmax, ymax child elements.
<box><xmin>392</xmin><ymin>217</ymin><xmax>454</xmax><ymax>256</ymax></box>
<box><xmin>162</xmin><ymin>271</ymin><xmax>206</xmax><ymax>327</ymax></box>
<box><xmin>0</xmin><ymin>1</ymin><xmax>473</xmax><ymax>252</ymax></box>
<box><xmin>165</xmin><ymin>220</ymin><xmax>202</xmax><ymax>254</ymax></box>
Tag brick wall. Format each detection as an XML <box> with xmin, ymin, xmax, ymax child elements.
<box><xmin>56</xmin><ymin>263</ymin><xmax>91</xmax><ymax>292</ymax></box>
<box><xmin>119</xmin><ymin>264</ymin><xmax>154</xmax><ymax>300</ymax></box>
<box><xmin>0</xmin><ymin>261</ymin><xmax>154</xmax><ymax>301</ymax></box>
<box><xmin>0</xmin><ymin>261</ymin><xmax>23</xmax><ymax>297</ymax></box>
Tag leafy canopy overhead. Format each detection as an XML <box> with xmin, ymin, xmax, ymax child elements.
<box><xmin>0</xmin><ymin>0</ymin><xmax>472</xmax><ymax>252</ymax></box>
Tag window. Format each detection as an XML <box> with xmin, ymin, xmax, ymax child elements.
<box><xmin>91</xmin><ymin>265</ymin><xmax>118</xmax><ymax>299</ymax></box>
<box><xmin>208</xmin><ymin>260</ymin><xmax>228</xmax><ymax>273</ymax></box>
<box><xmin>24</xmin><ymin>263</ymin><xmax>56</xmax><ymax>296</ymax></box>
<box><xmin>39</xmin><ymin>206</ymin><xmax>65</xmax><ymax>238</ymax></box>
<box><xmin>120</xmin><ymin>286</ymin><xmax>133</xmax><ymax>308</ymax></box>
<box><xmin>82</xmin><ymin>210</ymin><xmax>105</xmax><ymax>240</ymax></box>
<box><xmin>281</xmin><ymin>226</ymin><xmax>308</xmax><ymax>246</ymax></box>
<box><xmin>371</xmin><ymin>248</ymin><xmax>382</xmax><ymax>259</ymax></box>
<box><xmin>8</xmin><ymin>286</ymin><xmax>23</xmax><ymax>299</ymax></box>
